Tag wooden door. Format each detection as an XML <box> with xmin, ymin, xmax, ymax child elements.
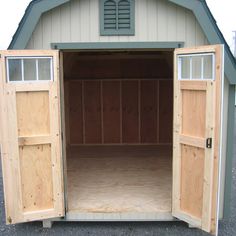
<box><xmin>0</xmin><ymin>50</ymin><xmax>64</xmax><ymax>224</ymax></box>
<box><xmin>173</xmin><ymin>45</ymin><xmax>224</xmax><ymax>235</ymax></box>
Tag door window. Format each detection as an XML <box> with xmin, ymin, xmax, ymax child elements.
<box><xmin>7</xmin><ymin>57</ymin><xmax>53</xmax><ymax>82</ymax></box>
<box><xmin>178</xmin><ymin>53</ymin><xmax>214</xmax><ymax>80</ymax></box>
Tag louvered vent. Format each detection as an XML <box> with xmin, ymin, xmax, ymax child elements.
<box><xmin>104</xmin><ymin>0</ymin><xmax>117</xmax><ymax>30</ymax></box>
<box><xmin>118</xmin><ymin>0</ymin><xmax>131</xmax><ymax>29</ymax></box>
<box><xmin>100</xmin><ymin>0</ymin><xmax>134</xmax><ymax>35</ymax></box>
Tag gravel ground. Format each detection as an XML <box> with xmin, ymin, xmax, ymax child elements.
<box><xmin>0</xmin><ymin>116</ymin><xmax>235</xmax><ymax>236</ymax></box>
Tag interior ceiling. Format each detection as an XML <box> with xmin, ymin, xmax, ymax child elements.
<box><xmin>63</xmin><ymin>51</ymin><xmax>173</xmax><ymax>79</ymax></box>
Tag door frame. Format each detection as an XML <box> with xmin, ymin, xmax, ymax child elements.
<box><xmin>56</xmin><ymin>42</ymin><xmax>225</xmax><ymax>225</ymax></box>
<box><xmin>58</xmin><ymin>44</ymin><xmax>178</xmax><ymax>219</ymax></box>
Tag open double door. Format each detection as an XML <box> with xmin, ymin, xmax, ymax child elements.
<box><xmin>0</xmin><ymin>45</ymin><xmax>223</xmax><ymax>235</ymax></box>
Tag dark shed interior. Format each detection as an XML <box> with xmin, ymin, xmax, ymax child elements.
<box><xmin>63</xmin><ymin>50</ymin><xmax>174</xmax><ymax>216</ymax></box>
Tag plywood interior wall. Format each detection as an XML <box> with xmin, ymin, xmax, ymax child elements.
<box><xmin>64</xmin><ymin>51</ymin><xmax>173</xmax><ymax>145</ymax></box>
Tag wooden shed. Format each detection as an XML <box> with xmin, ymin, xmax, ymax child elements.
<box><xmin>0</xmin><ymin>0</ymin><xmax>235</xmax><ymax>235</ymax></box>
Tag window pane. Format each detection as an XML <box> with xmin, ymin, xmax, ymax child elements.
<box><xmin>38</xmin><ymin>58</ymin><xmax>51</xmax><ymax>81</ymax></box>
<box><xmin>181</xmin><ymin>57</ymin><xmax>190</xmax><ymax>79</ymax></box>
<box><xmin>203</xmin><ymin>55</ymin><xmax>213</xmax><ymax>79</ymax></box>
<box><xmin>8</xmin><ymin>59</ymin><xmax>22</xmax><ymax>81</ymax></box>
<box><xmin>192</xmin><ymin>56</ymin><xmax>202</xmax><ymax>79</ymax></box>
<box><xmin>24</xmin><ymin>59</ymin><xmax>37</xmax><ymax>81</ymax></box>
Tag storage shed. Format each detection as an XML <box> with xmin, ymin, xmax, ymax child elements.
<box><xmin>0</xmin><ymin>0</ymin><xmax>236</xmax><ymax>235</ymax></box>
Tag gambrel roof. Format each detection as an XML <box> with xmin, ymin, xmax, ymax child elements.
<box><xmin>8</xmin><ymin>0</ymin><xmax>236</xmax><ymax>84</ymax></box>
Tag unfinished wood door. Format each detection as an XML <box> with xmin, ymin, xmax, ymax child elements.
<box><xmin>0</xmin><ymin>50</ymin><xmax>64</xmax><ymax>224</ymax></box>
<box><xmin>173</xmin><ymin>45</ymin><xmax>224</xmax><ymax>235</ymax></box>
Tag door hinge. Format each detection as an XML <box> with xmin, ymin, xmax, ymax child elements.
<box><xmin>206</xmin><ymin>138</ymin><xmax>212</xmax><ymax>149</ymax></box>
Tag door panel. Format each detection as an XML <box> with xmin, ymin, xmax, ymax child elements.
<box><xmin>0</xmin><ymin>50</ymin><xmax>64</xmax><ymax>224</ymax></box>
<box><xmin>173</xmin><ymin>45</ymin><xmax>224</xmax><ymax>235</ymax></box>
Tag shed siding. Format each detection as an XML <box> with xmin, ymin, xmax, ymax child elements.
<box><xmin>219</xmin><ymin>77</ymin><xmax>229</xmax><ymax>219</ymax></box>
<box><xmin>26</xmin><ymin>0</ymin><xmax>208</xmax><ymax>49</ymax></box>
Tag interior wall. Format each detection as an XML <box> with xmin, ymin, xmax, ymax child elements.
<box><xmin>64</xmin><ymin>52</ymin><xmax>173</xmax><ymax>146</ymax></box>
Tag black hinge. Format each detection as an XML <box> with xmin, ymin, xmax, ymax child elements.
<box><xmin>206</xmin><ymin>138</ymin><xmax>212</xmax><ymax>149</ymax></box>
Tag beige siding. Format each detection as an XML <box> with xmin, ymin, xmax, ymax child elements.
<box><xmin>26</xmin><ymin>0</ymin><xmax>208</xmax><ymax>49</ymax></box>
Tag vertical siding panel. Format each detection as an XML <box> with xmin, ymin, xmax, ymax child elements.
<box><xmin>167</xmin><ymin>2</ymin><xmax>177</xmax><ymax>41</ymax></box>
<box><xmin>196</xmin><ymin>21</ymin><xmax>206</xmax><ymax>46</ymax></box>
<box><xmin>71</xmin><ymin>0</ymin><xmax>81</xmax><ymax>42</ymax></box>
<box><xmin>147</xmin><ymin>0</ymin><xmax>157</xmax><ymax>41</ymax></box>
<box><xmin>176</xmin><ymin>6</ymin><xmax>186</xmax><ymax>42</ymax></box>
<box><xmin>118</xmin><ymin>36</ymin><xmax>130</xmax><ymax>42</ymax></box>
<box><xmin>204</xmin><ymin>37</ymin><xmax>209</xmax><ymax>45</ymax></box>
<box><xmin>60</xmin><ymin>3</ymin><xmax>71</xmax><ymax>42</ymax></box>
<box><xmin>51</xmin><ymin>7</ymin><xmax>61</xmax><ymax>44</ymax></box>
<box><xmin>42</xmin><ymin>11</ymin><xmax>52</xmax><ymax>49</ymax></box>
<box><xmin>80</xmin><ymin>0</ymin><xmax>90</xmax><ymax>41</ymax></box>
<box><xmin>90</xmin><ymin>0</ymin><xmax>99</xmax><ymax>42</ymax></box>
<box><xmin>26</xmin><ymin>37</ymin><xmax>34</xmax><ymax>49</ymax></box>
<box><xmin>33</xmin><ymin>18</ymin><xmax>43</xmax><ymax>49</ymax></box>
<box><xmin>136</xmin><ymin>0</ymin><xmax>147</xmax><ymax>41</ymax></box>
<box><xmin>185</xmin><ymin>10</ymin><xmax>196</xmax><ymax>46</ymax></box>
<box><xmin>157</xmin><ymin>0</ymin><xmax>168</xmax><ymax>41</ymax></box>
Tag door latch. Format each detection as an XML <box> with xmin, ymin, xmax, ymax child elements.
<box><xmin>206</xmin><ymin>138</ymin><xmax>212</xmax><ymax>149</ymax></box>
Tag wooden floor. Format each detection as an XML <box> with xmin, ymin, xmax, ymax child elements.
<box><xmin>66</xmin><ymin>145</ymin><xmax>172</xmax><ymax>215</ymax></box>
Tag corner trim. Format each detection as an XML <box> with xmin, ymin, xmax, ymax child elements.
<box><xmin>223</xmin><ymin>85</ymin><xmax>235</xmax><ymax>219</ymax></box>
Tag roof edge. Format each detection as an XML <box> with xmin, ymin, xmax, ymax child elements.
<box><xmin>8</xmin><ymin>0</ymin><xmax>69</xmax><ymax>49</ymax></box>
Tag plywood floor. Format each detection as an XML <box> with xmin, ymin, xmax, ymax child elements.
<box><xmin>66</xmin><ymin>145</ymin><xmax>172</xmax><ymax>214</ymax></box>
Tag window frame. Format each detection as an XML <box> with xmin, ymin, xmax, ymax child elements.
<box><xmin>177</xmin><ymin>53</ymin><xmax>215</xmax><ymax>81</ymax></box>
<box><xmin>100</xmin><ymin>0</ymin><xmax>135</xmax><ymax>36</ymax></box>
<box><xmin>6</xmin><ymin>56</ymin><xmax>53</xmax><ymax>83</ymax></box>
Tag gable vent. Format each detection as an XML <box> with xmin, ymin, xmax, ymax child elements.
<box><xmin>104</xmin><ymin>0</ymin><xmax>117</xmax><ymax>30</ymax></box>
<box><xmin>118</xmin><ymin>0</ymin><xmax>130</xmax><ymax>29</ymax></box>
<box><xmin>100</xmin><ymin>0</ymin><xmax>135</xmax><ymax>35</ymax></box>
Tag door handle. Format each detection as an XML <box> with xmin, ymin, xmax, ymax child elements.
<box><xmin>206</xmin><ymin>138</ymin><xmax>212</xmax><ymax>149</ymax></box>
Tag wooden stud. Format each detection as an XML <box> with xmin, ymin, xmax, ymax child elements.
<box><xmin>157</xmin><ymin>80</ymin><xmax>160</xmax><ymax>143</ymax></box>
<box><xmin>120</xmin><ymin>80</ymin><xmax>123</xmax><ymax>143</ymax></box>
<box><xmin>101</xmin><ymin>81</ymin><xmax>104</xmax><ymax>144</ymax></box>
<box><xmin>82</xmin><ymin>80</ymin><xmax>86</xmax><ymax>144</ymax></box>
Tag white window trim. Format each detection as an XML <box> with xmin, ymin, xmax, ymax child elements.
<box><xmin>6</xmin><ymin>56</ymin><xmax>53</xmax><ymax>83</ymax></box>
<box><xmin>177</xmin><ymin>53</ymin><xmax>215</xmax><ymax>81</ymax></box>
